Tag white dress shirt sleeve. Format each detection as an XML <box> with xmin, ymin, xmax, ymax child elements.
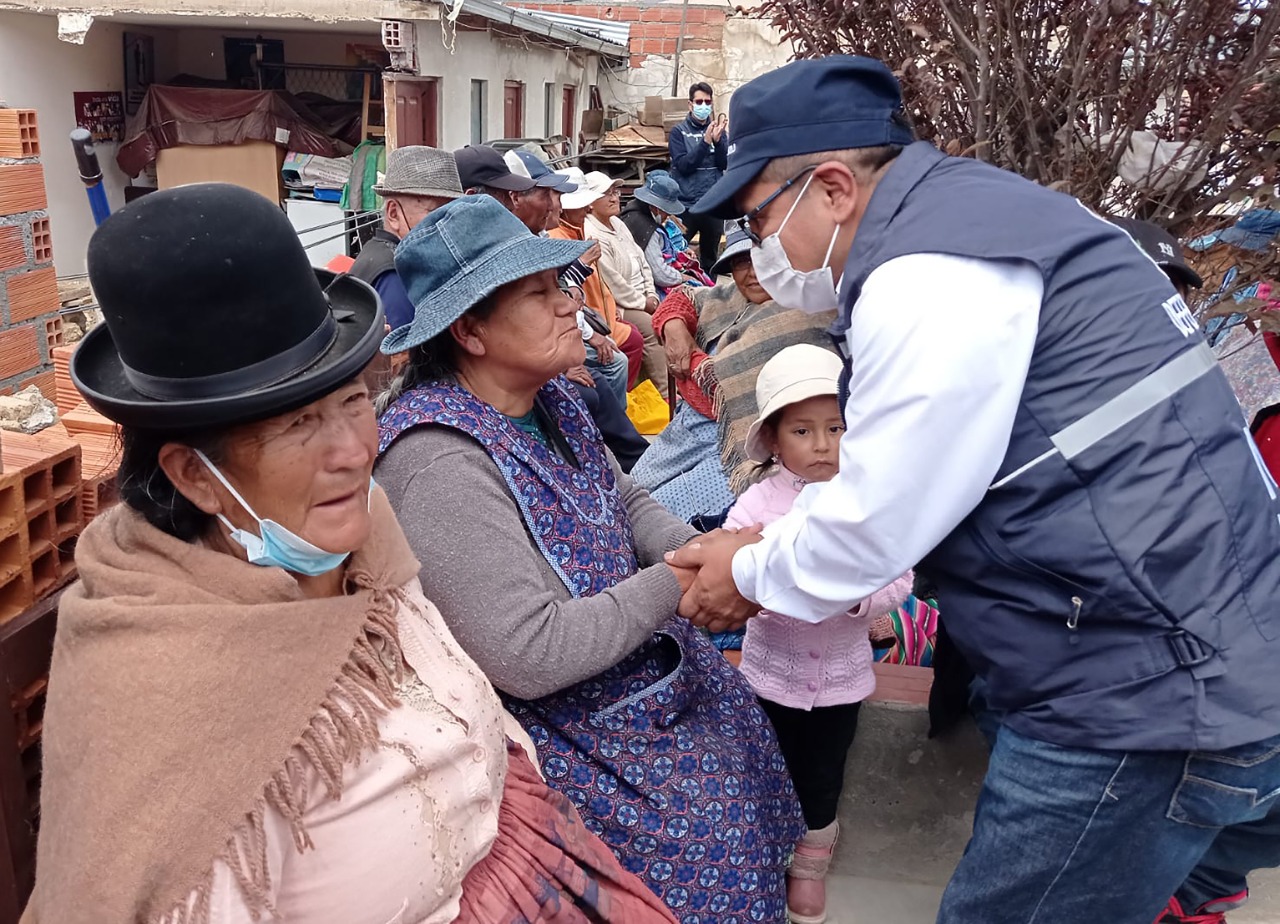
<box><xmin>730</xmin><ymin>252</ymin><xmax>1045</xmax><ymax>623</ymax></box>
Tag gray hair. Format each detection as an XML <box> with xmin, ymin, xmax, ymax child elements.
<box><xmin>759</xmin><ymin>145</ymin><xmax>905</xmax><ymax>186</ymax></box>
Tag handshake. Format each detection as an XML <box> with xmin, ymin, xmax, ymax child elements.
<box><xmin>664</xmin><ymin>526</ymin><xmax>764</xmax><ymax>633</ymax></box>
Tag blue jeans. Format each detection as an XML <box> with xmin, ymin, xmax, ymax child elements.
<box><xmin>938</xmin><ymin>726</ymin><xmax>1280</xmax><ymax>923</ymax></box>
<box><xmin>630</xmin><ymin>403</ymin><xmax>735</xmax><ymax>524</ymax></box>
<box><xmin>585</xmin><ymin>341</ymin><xmax>628</xmax><ymax>406</ymax></box>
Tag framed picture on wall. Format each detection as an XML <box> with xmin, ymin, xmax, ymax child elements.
<box><xmin>73</xmin><ymin>91</ymin><xmax>125</xmax><ymax>143</ymax></box>
<box><xmin>123</xmin><ymin>32</ymin><xmax>155</xmax><ymax>116</ymax></box>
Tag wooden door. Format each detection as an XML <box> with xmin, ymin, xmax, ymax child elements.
<box><xmin>390</xmin><ymin>78</ymin><xmax>438</xmax><ymax>148</ymax></box>
<box><xmin>503</xmin><ymin>81</ymin><xmax>524</xmax><ymax>139</ymax></box>
<box><xmin>561</xmin><ymin>85</ymin><xmax>577</xmax><ymax>140</ymax></box>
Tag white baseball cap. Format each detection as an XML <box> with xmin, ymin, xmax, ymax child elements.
<box><xmin>557</xmin><ymin>167</ymin><xmax>604</xmax><ymax>209</ymax></box>
<box><xmin>744</xmin><ymin>344</ymin><xmax>845</xmax><ymax>462</ymax></box>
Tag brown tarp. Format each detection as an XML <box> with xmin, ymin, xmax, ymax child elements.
<box><xmin>117</xmin><ymin>85</ymin><xmax>345</xmax><ymax>177</ymax></box>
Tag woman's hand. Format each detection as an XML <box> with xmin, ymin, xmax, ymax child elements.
<box><xmin>589</xmin><ymin>332</ymin><xmax>617</xmax><ymax>364</ymax></box>
<box><xmin>581</xmin><ymin>241</ymin><xmax>602</xmax><ymax>265</ymax></box>
<box><xmin>662</xmin><ymin>319</ymin><xmax>696</xmax><ymax>377</ymax></box>
<box><xmin>566</xmin><ymin>365</ymin><xmax>595</xmax><ymax>388</ymax></box>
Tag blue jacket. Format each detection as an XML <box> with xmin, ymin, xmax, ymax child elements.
<box><xmin>668</xmin><ymin>114</ymin><xmax>728</xmax><ymax>207</ymax></box>
<box><xmin>835</xmin><ymin>142</ymin><xmax>1280</xmax><ymax>752</ymax></box>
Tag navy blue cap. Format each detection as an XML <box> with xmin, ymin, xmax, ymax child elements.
<box><xmin>507</xmin><ymin>149</ymin><xmax>578</xmax><ymax>193</ymax></box>
<box><xmin>693</xmin><ymin>55</ymin><xmax>913</xmax><ymax>218</ymax></box>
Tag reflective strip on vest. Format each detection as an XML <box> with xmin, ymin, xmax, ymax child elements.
<box><xmin>991</xmin><ymin>343</ymin><xmax>1219</xmax><ymax>490</ymax></box>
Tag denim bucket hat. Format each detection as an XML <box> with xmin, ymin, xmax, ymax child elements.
<box><xmin>383</xmin><ymin>194</ymin><xmax>590</xmax><ymax>354</ymax></box>
<box><xmin>634</xmin><ymin>173</ymin><xmax>685</xmax><ymax>215</ymax></box>
<box><xmin>709</xmin><ymin>219</ymin><xmax>751</xmax><ymax>276</ymax></box>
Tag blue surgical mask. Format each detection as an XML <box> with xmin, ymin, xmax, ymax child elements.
<box><xmin>196</xmin><ymin>449</ymin><xmax>354</xmax><ymax>576</ymax></box>
<box><xmin>692</xmin><ymin>103</ymin><xmax>713</xmax><ymax>121</ymax></box>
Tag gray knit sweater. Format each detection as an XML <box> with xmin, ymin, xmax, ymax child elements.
<box><xmin>375</xmin><ymin>425</ymin><xmax>699</xmax><ymax>700</ymax></box>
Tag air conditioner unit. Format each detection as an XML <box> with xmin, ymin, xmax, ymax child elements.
<box><xmin>381</xmin><ymin>20</ymin><xmax>417</xmax><ymax>72</ymax></box>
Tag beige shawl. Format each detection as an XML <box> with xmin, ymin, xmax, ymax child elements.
<box><xmin>23</xmin><ymin>490</ymin><xmax>419</xmax><ymax>924</ymax></box>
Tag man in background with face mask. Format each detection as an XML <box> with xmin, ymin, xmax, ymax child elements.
<box><xmin>669</xmin><ymin>81</ymin><xmax>728</xmax><ymax>270</ymax></box>
<box><xmin>669</xmin><ymin>55</ymin><xmax>1280</xmax><ymax>924</ymax></box>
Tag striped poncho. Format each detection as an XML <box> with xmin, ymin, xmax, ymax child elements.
<box><xmin>652</xmin><ymin>281</ymin><xmax>839</xmax><ymax>492</ymax></box>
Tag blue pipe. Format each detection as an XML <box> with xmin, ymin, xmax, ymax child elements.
<box><xmin>69</xmin><ymin>128</ymin><xmax>111</xmax><ymax>226</ymax></box>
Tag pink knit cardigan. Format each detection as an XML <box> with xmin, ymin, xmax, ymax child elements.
<box><xmin>726</xmin><ymin>467</ymin><xmax>914</xmax><ymax>710</ymax></box>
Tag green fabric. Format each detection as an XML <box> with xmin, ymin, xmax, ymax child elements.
<box><xmin>341</xmin><ymin>140</ymin><xmax>387</xmax><ymax>213</ymax></box>
<box><xmin>507</xmin><ymin>409</ymin><xmax>549</xmax><ymax>445</ymax></box>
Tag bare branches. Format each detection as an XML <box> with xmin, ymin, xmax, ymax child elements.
<box><xmin>759</xmin><ymin>0</ymin><xmax>1280</xmax><ymax>231</ymax></box>
<box><xmin>757</xmin><ymin>0</ymin><xmax>1280</xmax><ymax>328</ymax></box>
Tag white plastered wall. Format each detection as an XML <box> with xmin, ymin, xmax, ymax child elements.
<box><xmin>0</xmin><ymin>10</ymin><xmax>176</xmax><ymax>274</ymax></box>
<box><xmin>415</xmin><ymin>23</ymin><xmax>598</xmax><ymax>151</ymax></box>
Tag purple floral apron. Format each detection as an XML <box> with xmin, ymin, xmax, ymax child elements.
<box><xmin>379</xmin><ymin>377</ymin><xmax>803</xmax><ymax>923</ymax></box>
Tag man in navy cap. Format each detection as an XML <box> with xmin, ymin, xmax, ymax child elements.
<box><xmin>667</xmin><ymin>55</ymin><xmax>1280</xmax><ymax>923</ymax></box>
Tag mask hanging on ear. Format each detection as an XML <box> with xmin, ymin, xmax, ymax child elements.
<box><xmin>750</xmin><ymin>172</ymin><xmax>843</xmax><ymax>315</ymax></box>
<box><xmin>195</xmin><ymin>449</ymin><xmax>353</xmax><ymax>576</ymax></box>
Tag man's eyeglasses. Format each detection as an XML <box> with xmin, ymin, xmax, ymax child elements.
<box><xmin>743</xmin><ymin>164</ymin><xmax>817</xmax><ymax>245</ymax></box>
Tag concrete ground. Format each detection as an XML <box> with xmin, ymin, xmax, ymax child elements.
<box><xmin>824</xmin><ymin>699</ymin><xmax>1280</xmax><ymax>923</ymax></box>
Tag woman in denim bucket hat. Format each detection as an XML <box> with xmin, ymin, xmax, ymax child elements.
<box><xmin>376</xmin><ymin>194</ymin><xmax>803</xmax><ymax>921</ymax></box>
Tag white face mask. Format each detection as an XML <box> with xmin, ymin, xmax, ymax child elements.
<box><xmin>749</xmin><ymin>172</ymin><xmax>842</xmax><ymax>314</ymax></box>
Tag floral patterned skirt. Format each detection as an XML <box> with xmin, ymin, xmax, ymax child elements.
<box><xmin>503</xmin><ymin>617</ymin><xmax>805</xmax><ymax>924</ymax></box>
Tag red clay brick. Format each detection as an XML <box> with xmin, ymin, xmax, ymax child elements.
<box><xmin>0</xmin><ymin>325</ymin><xmax>40</xmax><ymax>380</ymax></box>
<box><xmin>30</xmin><ymin>217</ymin><xmax>51</xmax><ymax>265</ymax></box>
<box><xmin>43</xmin><ymin>316</ymin><xmax>63</xmax><ymax>353</ymax></box>
<box><xmin>614</xmin><ymin>5</ymin><xmax>641</xmax><ymax>19</ymax></box>
<box><xmin>0</xmin><ymin>225</ymin><xmax>23</xmax><ymax>272</ymax></box>
<box><xmin>6</xmin><ymin>267</ymin><xmax>59</xmax><ymax>324</ymax></box>
<box><xmin>0</xmin><ymin>165</ymin><xmax>46</xmax><ymax>217</ymax></box>
<box><xmin>0</xmin><ymin>110</ymin><xmax>40</xmax><ymax>159</ymax></box>
<box><xmin>629</xmin><ymin>53</ymin><xmax>647</xmax><ymax>68</ymax></box>
<box><xmin>639</xmin><ymin>7</ymin><xmax>669</xmax><ymax>21</ymax></box>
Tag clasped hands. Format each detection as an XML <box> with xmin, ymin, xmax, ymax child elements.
<box><xmin>665</xmin><ymin>526</ymin><xmax>763</xmax><ymax>633</ymax></box>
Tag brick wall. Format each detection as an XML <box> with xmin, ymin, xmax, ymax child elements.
<box><xmin>0</xmin><ymin>109</ymin><xmax>61</xmax><ymax>402</ymax></box>
<box><xmin>511</xmin><ymin>1</ymin><xmax>727</xmax><ymax>69</ymax></box>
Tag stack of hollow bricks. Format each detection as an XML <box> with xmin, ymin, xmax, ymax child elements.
<box><xmin>0</xmin><ymin>109</ymin><xmax>119</xmax><ymax>623</ymax></box>
<box><xmin>511</xmin><ymin>1</ymin><xmax>727</xmax><ymax>69</ymax></box>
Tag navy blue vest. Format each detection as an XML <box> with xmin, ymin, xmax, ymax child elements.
<box><xmin>836</xmin><ymin>142</ymin><xmax>1280</xmax><ymax>751</ymax></box>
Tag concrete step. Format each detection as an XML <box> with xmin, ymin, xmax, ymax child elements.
<box><xmin>830</xmin><ymin>695</ymin><xmax>1280</xmax><ymax>922</ymax></box>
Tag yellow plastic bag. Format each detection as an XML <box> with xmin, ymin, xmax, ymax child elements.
<box><xmin>626</xmin><ymin>379</ymin><xmax>670</xmax><ymax>436</ymax></box>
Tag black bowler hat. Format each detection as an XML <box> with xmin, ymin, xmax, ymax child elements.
<box><xmin>71</xmin><ymin>183</ymin><xmax>384</xmax><ymax>430</ymax></box>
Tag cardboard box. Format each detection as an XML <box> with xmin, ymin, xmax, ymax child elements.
<box><xmin>156</xmin><ymin>141</ymin><xmax>286</xmax><ymax>204</ymax></box>
<box><xmin>641</xmin><ymin>96</ymin><xmax>687</xmax><ymax>128</ymax></box>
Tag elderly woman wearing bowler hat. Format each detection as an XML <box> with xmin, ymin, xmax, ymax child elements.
<box><xmin>23</xmin><ymin>184</ymin><xmax>677</xmax><ymax>924</ymax></box>
<box><xmin>374</xmin><ymin>193</ymin><xmax>804</xmax><ymax>922</ymax></box>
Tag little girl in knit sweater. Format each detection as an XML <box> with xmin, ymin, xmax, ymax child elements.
<box><xmin>726</xmin><ymin>344</ymin><xmax>913</xmax><ymax>924</ymax></box>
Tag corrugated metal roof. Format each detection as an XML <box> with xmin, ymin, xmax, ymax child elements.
<box><xmin>512</xmin><ymin>7</ymin><xmax>631</xmax><ymax>46</ymax></box>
